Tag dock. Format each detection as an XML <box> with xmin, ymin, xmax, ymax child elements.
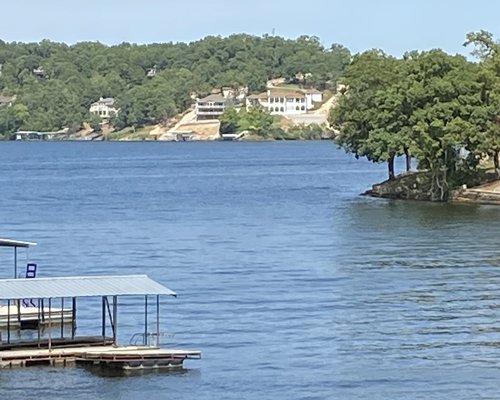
<box><xmin>0</xmin><ymin>274</ymin><xmax>201</xmax><ymax>371</ymax></box>
<box><xmin>0</xmin><ymin>345</ymin><xmax>201</xmax><ymax>369</ymax></box>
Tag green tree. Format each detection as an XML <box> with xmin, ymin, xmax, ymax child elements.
<box><xmin>330</xmin><ymin>50</ymin><xmax>407</xmax><ymax>179</ymax></box>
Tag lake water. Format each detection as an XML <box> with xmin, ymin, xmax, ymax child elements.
<box><xmin>1</xmin><ymin>141</ymin><xmax>500</xmax><ymax>399</ymax></box>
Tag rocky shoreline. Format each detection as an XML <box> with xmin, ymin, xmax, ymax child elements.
<box><xmin>364</xmin><ymin>171</ymin><xmax>500</xmax><ymax>205</ymax></box>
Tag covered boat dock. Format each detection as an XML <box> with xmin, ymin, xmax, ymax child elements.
<box><xmin>0</xmin><ymin>274</ymin><xmax>201</xmax><ymax>370</ymax></box>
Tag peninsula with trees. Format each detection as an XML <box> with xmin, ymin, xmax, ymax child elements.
<box><xmin>329</xmin><ymin>31</ymin><xmax>500</xmax><ymax>204</ymax></box>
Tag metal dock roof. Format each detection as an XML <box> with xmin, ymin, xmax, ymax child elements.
<box><xmin>0</xmin><ymin>275</ymin><xmax>176</xmax><ymax>300</ymax></box>
<box><xmin>0</xmin><ymin>238</ymin><xmax>37</xmax><ymax>248</ymax></box>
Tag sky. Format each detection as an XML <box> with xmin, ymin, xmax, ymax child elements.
<box><xmin>1</xmin><ymin>0</ymin><xmax>499</xmax><ymax>57</ymax></box>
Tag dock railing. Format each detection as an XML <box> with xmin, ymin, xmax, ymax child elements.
<box><xmin>129</xmin><ymin>332</ymin><xmax>175</xmax><ymax>347</ymax></box>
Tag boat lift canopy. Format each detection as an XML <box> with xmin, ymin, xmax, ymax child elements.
<box><xmin>0</xmin><ymin>275</ymin><xmax>176</xmax><ymax>300</ymax></box>
<box><xmin>0</xmin><ymin>275</ymin><xmax>177</xmax><ymax>349</ymax></box>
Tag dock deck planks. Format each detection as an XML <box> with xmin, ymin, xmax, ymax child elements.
<box><xmin>0</xmin><ymin>343</ymin><xmax>201</xmax><ymax>369</ymax></box>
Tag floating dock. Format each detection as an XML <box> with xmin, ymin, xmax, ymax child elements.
<box><xmin>0</xmin><ymin>344</ymin><xmax>201</xmax><ymax>369</ymax></box>
<box><xmin>0</xmin><ymin>274</ymin><xmax>201</xmax><ymax>371</ymax></box>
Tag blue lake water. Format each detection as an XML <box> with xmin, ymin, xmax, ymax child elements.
<box><xmin>1</xmin><ymin>141</ymin><xmax>500</xmax><ymax>399</ymax></box>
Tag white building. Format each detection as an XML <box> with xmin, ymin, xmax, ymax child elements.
<box><xmin>89</xmin><ymin>97</ymin><xmax>118</xmax><ymax>119</ymax></box>
<box><xmin>246</xmin><ymin>89</ymin><xmax>323</xmax><ymax>115</ymax></box>
<box><xmin>304</xmin><ymin>88</ymin><xmax>323</xmax><ymax>103</ymax></box>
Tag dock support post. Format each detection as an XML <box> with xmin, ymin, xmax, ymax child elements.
<box><xmin>101</xmin><ymin>296</ymin><xmax>106</xmax><ymax>342</ymax></box>
<box><xmin>156</xmin><ymin>295</ymin><xmax>160</xmax><ymax>347</ymax></box>
<box><xmin>144</xmin><ymin>295</ymin><xmax>148</xmax><ymax>346</ymax></box>
<box><xmin>112</xmin><ymin>296</ymin><xmax>117</xmax><ymax>346</ymax></box>
<box><xmin>7</xmin><ymin>299</ymin><xmax>10</xmax><ymax>344</ymax></box>
<box><xmin>60</xmin><ymin>298</ymin><xmax>64</xmax><ymax>339</ymax></box>
<box><xmin>48</xmin><ymin>298</ymin><xmax>52</xmax><ymax>352</ymax></box>
<box><xmin>16</xmin><ymin>299</ymin><xmax>21</xmax><ymax>326</ymax></box>
<box><xmin>71</xmin><ymin>297</ymin><xmax>76</xmax><ymax>339</ymax></box>
<box><xmin>37</xmin><ymin>298</ymin><xmax>41</xmax><ymax>347</ymax></box>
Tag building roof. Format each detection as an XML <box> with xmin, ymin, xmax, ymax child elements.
<box><xmin>198</xmin><ymin>94</ymin><xmax>226</xmax><ymax>103</ymax></box>
<box><xmin>0</xmin><ymin>275</ymin><xmax>176</xmax><ymax>300</ymax></box>
<box><xmin>92</xmin><ymin>97</ymin><xmax>115</xmax><ymax>106</ymax></box>
<box><xmin>269</xmin><ymin>91</ymin><xmax>305</xmax><ymax>98</ymax></box>
<box><xmin>247</xmin><ymin>93</ymin><xmax>268</xmax><ymax>100</ymax></box>
<box><xmin>0</xmin><ymin>238</ymin><xmax>37</xmax><ymax>248</ymax></box>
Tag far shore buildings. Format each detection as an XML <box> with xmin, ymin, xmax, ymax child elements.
<box><xmin>89</xmin><ymin>97</ymin><xmax>118</xmax><ymax>119</ymax></box>
<box><xmin>196</xmin><ymin>87</ymin><xmax>323</xmax><ymax>120</ymax></box>
<box><xmin>195</xmin><ymin>94</ymin><xmax>227</xmax><ymax>120</ymax></box>
<box><xmin>246</xmin><ymin>88</ymin><xmax>323</xmax><ymax>115</ymax></box>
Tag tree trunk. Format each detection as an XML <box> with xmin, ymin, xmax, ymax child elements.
<box><xmin>388</xmin><ymin>156</ymin><xmax>395</xmax><ymax>180</ymax></box>
<box><xmin>404</xmin><ymin>147</ymin><xmax>411</xmax><ymax>172</ymax></box>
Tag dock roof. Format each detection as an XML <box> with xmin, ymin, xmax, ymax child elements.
<box><xmin>0</xmin><ymin>275</ymin><xmax>176</xmax><ymax>300</ymax></box>
<box><xmin>0</xmin><ymin>238</ymin><xmax>37</xmax><ymax>248</ymax></box>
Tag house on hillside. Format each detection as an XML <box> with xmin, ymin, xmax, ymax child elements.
<box><xmin>147</xmin><ymin>65</ymin><xmax>157</xmax><ymax>78</ymax></box>
<box><xmin>33</xmin><ymin>66</ymin><xmax>46</xmax><ymax>78</ymax></box>
<box><xmin>89</xmin><ymin>97</ymin><xmax>118</xmax><ymax>119</ymax></box>
<box><xmin>304</xmin><ymin>88</ymin><xmax>323</xmax><ymax>103</ymax></box>
<box><xmin>196</xmin><ymin>94</ymin><xmax>227</xmax><ymax>120</ymax></box>
<box><xmin>246</xmin><ymin>88</ymin><xmax>322</xmax><ymax>115</ymax></box>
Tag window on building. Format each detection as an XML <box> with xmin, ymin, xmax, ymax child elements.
<box><xmin>280</xmin><ymin>107</ymin><xmax>284</xmax><ymax>112</ymax></box>
<box><xmin>301</xmin><ymin>105</ymin><xmax>305</xmax><ymax>111</ymax></box>
<box><xmin>296</xmin><ymin>106</ymin><xmax>300</xmax><ymax>111</ymax></box>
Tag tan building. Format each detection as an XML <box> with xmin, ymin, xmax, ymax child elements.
<box><xmin>196</xmin><ymin>94</ymin><xmax>227</xmax><ymax>120</ymax></box>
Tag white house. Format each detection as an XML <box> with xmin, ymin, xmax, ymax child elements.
<box><xmin>304</xmin><ymin>88</ymin><xmax>323</xmax><ymax>103</ymax></box>
<box><xmin>246</xmin><ymin>89</ymin><xmax>323</xmax><ymax>115</ymax></box>
<box><xmin>89</xmin><ymin>97</ymin><xmax>118</xmax><ymax>119</ymax></box>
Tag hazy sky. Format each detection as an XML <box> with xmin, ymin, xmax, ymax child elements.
<box><xmin>1</xmin><ymin>0</ymin><xmax>498</xmax><ymax>56</ymax></box>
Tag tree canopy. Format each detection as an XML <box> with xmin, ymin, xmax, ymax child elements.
<box><xmin>330</xmin><ymin>33</ymin><xmax>500</xmax><ymax>200</ymax></box>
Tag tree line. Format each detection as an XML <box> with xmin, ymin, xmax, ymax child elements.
<box><xmin>0</xmin><ymin>35</ymin><xmax>350</xmax><ymax>135</ymax></box>
<box><xmin>329</xmin><ymin>31</ymin><xmax>500</xmax><ymax>200</ymax></box>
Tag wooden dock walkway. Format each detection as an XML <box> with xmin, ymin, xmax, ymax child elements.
<box><xmin>0</xmin><ymin>344</ymin><xmax>201</xmax><ymax>369</ymax></box>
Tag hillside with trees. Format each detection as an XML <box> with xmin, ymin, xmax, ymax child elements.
<box><xmin>329</xmin><ymin>31</ymin><xmax>500</xmax><ymax>201</ymax></box>
<box><xmin>0</xmin><ymin>35</ymin><xmax>350</xmax><ymax>136</ymax></box>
